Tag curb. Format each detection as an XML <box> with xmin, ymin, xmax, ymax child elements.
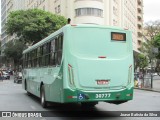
<box><xmin>134</xmin><ymin>87</ymin><xmax>160</xmax><ymax>93</ymax></box>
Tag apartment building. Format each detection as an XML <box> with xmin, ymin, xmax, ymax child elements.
<box><xmin>1</xmin><ymin>0</ymin><xmax>25</xmax><ymax>53</ymax></box>
<box><xmin>137</xmin><ymin>0</ymin><xmax>143</xmax><ymax>51</ymax></box>
<box><xmin>25</xmin><ymin>0</ymin><xmax>143</xmax><ymax>52</ymax></box>
<box><xmin>1</xmin><ymin>0</ymin><xmax>143</xmax><ymax>52</ymax></box>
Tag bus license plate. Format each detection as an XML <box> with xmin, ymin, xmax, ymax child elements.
<box><xmin>95</xmin><ymin>93</ymin><xmax>111</xmax><ymax>99</ymax></box>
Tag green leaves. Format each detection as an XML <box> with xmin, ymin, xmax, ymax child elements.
<box><xmin>153</xmin><ymin>34</ymin><xmax>160</xmax><ymax>58</ymax></box>
<box><xmin>3</xmin><ymin>40</ymin><xmax>26</xmax><ymax>65</ymax></box>
<box><xmin>6</xmin><ymin>9</ymin><xmax>67</xmax><ymax>45</ymax></box>
<box><xmin>137</xmin><ymin>54</ymin><xmax>148</xmax><ymax>69</ymax></box>
<box><xmin>4</xmin><ymin>9</ymin><xmax>67</xmax><ymax>67</ymax></box>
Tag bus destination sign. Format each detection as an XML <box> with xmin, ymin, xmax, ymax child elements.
<box><xmin>111</xmin><ymin>32</ymin><xmax>126</xmax><ymax>41</ymax></box>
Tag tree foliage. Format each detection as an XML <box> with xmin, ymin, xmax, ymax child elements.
<box><xmin>141</xmin><ymin>20</ymin><xmax>160</xmax><ymax>75</ymax></box>
<box><xmin>3</xmin><ymin>40</ymin><xmax>26</xmax><ymax>66</ymax></box>
<box><xmin>140</xmin><ymin>40</ymin><xmax>155</xmax><ymax>62</ymax></box>
<box><xmin>6</xmin><ymin>9</ymin><xmax>67</xmax><ymax>45</ymax></box>
<box><xmin>154</xmin><ymin>34</ymin><xmax>160</xmax><ymax>58</ymax></box>
<box><xmin>144</xmin><ymin>20</ymin><xmax>160</xmax><ymax>41</ymax></box>
<box><xmin>137</xmin><ymin>54</ymin><xmax>148</xmax><ymax>69</ymax></box>
<box><xmin>0</xmin><ymin>41</ymin><xmax>1</xmax><ymax>54</ymax></box>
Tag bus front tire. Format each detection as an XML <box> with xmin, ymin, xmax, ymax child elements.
<box><xmin>40</xmin><ymin>85</ymin><xmax>48</xmax><ymax>108</ymax></box>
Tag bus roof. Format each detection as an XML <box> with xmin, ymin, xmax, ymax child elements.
<box><xmin>23</xmin><ymin>24</ymin><xmax>130</xmax><ymax>54</ymax></box>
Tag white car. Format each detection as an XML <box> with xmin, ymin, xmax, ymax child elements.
<box><xmin>2</xmin><ymin>72</ymin><xmax>10</xmax><ymax>79</ymax></box>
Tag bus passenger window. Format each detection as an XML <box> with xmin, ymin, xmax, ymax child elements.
<box><xmin>51</xmin><ymin>40</ymin><xmax>55</xmax><ymax>52</ymax></box>
<box><xmin>59</xmin><ymin>35</ymin><xmax>63</xmax><ymax>49</ymax></box>
<box><xmin>57</xmin><ymin>52</ymin><xmax>62</xmax><ymax>65</ymax></box>
<box><xmin>57</xmin><ymin>35</ymin><xmax>63</xmax><ymax>65</ymax></box>
<box><xmin>55</xmin><ymin>37</ymin><xmax>58</xmax><ymax>51</ymax></box>
<box><xmin>54</xmin><ymin>52</ymin><xmax>57</xmax><ymax>65</ymax></box>
<box><xmin>37</xmin><ymin>47</ymin><xmax>41</xmax><ymax>67</ymax></box>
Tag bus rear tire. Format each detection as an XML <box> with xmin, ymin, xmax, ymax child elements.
<box><xmin>81</xmin><ymin>102</ymin><xmax>98</xmax><ymax>108</ymax></box>
<box><xmin>40</xmin><ymin>85</ymin><xmax>48</xmax><ymax>108</ymax></box>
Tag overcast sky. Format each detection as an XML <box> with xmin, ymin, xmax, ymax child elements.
<box><xmin>143</xmin><ymin>0</ymin><xmax>160</xmax><ymax>23</ymax></box>
<box><xmin>0</xmin><ymin>0</ymin><xmax>160</xmax><ymax>33</ymax></box>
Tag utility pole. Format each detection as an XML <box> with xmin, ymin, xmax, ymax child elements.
<box><xmin>150</xmin><ymin>59</ymin><xmax>153</xmax><ymax>88</ymax></box>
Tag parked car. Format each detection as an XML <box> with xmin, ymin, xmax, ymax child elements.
<box><xmin>14</xmin><ymin>72</ymin><xmax>22</xmax><ymax>83</ymax></box>
<box><xmin>2</xmin><ymin>71</ymin><xmax>10</xmax><ymax>80</ymax></box>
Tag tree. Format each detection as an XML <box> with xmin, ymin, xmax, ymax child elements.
<box><xmin>153</xmin><ymin>34</ymin><xmax>160</xmax><ymax>74</ymax></box>
<box><xmin>140</xmin><ymin>20</ymin><xmax>160</xmax><ymax>75</ymax></box>
<box><xmin>0</xmin><ymin>41</ymin><xmax>1</xmax><ymax>54</ymax></box>
<box><xmin>144</xmin><ymin>20</ymin><xmax>160</xmax><ymax>41</ymax></box>
<box><xmin>137</xmin><ymin>54</ymin><xmax>148</xmax><ymax>69</ymax></box>
<box><xmin>136</xmin><ymin>54</ymin><xmax>148</xmax><ymax>87</ymax></box>
<box><xmin>6</xmin><ymin>9</ymin><xmax>67</xmax><ymax>45</ymax></box>
<box><xmin>140</xmin><ymin>40</ymin><xmax>155</xmax><ymax>63</ymax></box>
<box><xmin>3</xmin><ymin>40</ymin><xmax>27</xmax><ymax>68</ymax></box>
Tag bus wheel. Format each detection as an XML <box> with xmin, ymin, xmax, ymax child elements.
<box><xmin>81</xmin><ymin>102</ymin><xmax>98</xmax><ymax>108</ymax></box>
<box><xmin>40</xmin><ymin>85</ymin><xmax>48</xmax><ymax>108</ymax></box>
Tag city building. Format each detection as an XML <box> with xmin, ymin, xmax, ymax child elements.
<box><xmin>1</xmin><ymin>0</ymin><xmax>144</xmax><ymax>52</ymax></box>
<box><xmin>137</xmin><ymin>0</ymin><xmax>143</xmax><ymax>51</ymax></box>
<box><xmin>1</xmin><ymin>0</ymin><xmax>25</xmax><ymax>53</ymax></box>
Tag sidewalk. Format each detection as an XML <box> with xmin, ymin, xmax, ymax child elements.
<box><xmin>135</xmin><ymin>79</ymin><xmax>160</xmax><ymax>93</ymax></box>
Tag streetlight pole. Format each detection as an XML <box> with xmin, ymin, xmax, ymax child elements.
<box><xmin>150</xmin><ymin>59</ymin><xmax>153</xmax><ymax>88</ymax></box>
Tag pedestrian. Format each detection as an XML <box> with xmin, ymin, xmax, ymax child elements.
<box><xmin>0</xmin><ymin>71</ymin><xmax>3</xmax><ymax>82</ymax></box>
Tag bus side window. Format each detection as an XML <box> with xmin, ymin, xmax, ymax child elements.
<box><xmin>34</xmin><ymin>49</ymin><xmax>37</xmax><ymax>67</ymax></box>
<box><xmin>55</xmin><ymin>37</ymin><xmax>58</xmax><ymax>51</ymax></box>
<box><xmin>37</xmin><ymin>47</ymin><xmax>41</xmax><ymax>67</ymax></box>
<box><xmin>26</xmin><ymin>53</ymin><xmax>29</xmax><ymax>68</ymax></box>
<box><xmin>57</xmin><ymin>35</ymin><xmax>63</xmax><ymax>65</ymax></box>
<box><xmin>50</xmin><ymin>40</ymin><xmax>56</xmax><ymax>66</ymax></box>
<box><xmin>45</xmin><ymin>42</ymin><xmax>51</xmax><ymax>66</ymax></box>
<box><xmin>42</xmin><ymin>44</ymin><xmax>47</xmax><ymax>66</ymax></box>
<box><xmin>39</xmin><ymin>46</ymin><xmax>43</xmax><ymax>67</ymax></box>
<box><xmin>28</xmin><ymin>52</ymin><xmax>32</xmax><ymax>68</ymax></box>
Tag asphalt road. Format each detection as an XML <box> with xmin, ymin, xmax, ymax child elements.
<box><xmin>0</xmin><ymin>78</ymin><xmax>160</xmax><ymax>120</ymax></box>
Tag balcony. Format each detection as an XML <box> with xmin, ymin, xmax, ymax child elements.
<box><xmin>137</xmin><ymin>21</ymin><xmax>142</xmax><ymax>29</ymax></box>
<box><xmin>137</xmin><ymin>14</ymin><xmax>142</xmax><ymax>20</ymax></box>
<box><xmin>75</xmin><ymin>0</ymin><xmax>103</xmax><ymax>2</ymax></box>
<box><xmin>137</xmin><ymin>39</ymin><xmax>142</xmax><ymax>49</ymax></box>
<box><xmin>137</xmin><ymin>6</ymin><xmax>142</xmax><ymax>13</ymax></box>
<box><xmin>138</xmin><ymin>32</ymin><xmax>142</xmax><ymax>38</ymax></box>
<box><xmin>74</xmin><ymin>0</ymin><xmax>104</xmax><ymax>10</ymax></box>
<box><xmin>138</xmin><ymin>0</ymin><xmax>142</xmax><ymax>5</ymax></box>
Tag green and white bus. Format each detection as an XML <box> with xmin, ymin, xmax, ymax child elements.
<box><xmin>22</xmin><ymin>24</ymin><xmax>134</xmax><ymax>108</ymax></box>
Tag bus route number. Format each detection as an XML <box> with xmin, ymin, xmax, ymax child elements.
<box><xmin>95</xmin><ymin>93</ymin><xmax>111</xmax><ymax>99</ymax></box>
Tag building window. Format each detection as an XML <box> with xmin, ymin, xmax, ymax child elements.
<box><xmin>58</xmin><ymin>5</ymin><xmax>61</xmax><ymax>13</ymax></box>
<box><xmin>55</xmin><ymin>5</ymin><xmax>61</xmax><ymax>14</ymax></box>
<box><xmin>43</xmin><ymin>5</ymin><xmax>45</xmax><ymax>10</ymax></box>
<box><xmin>75</xmin><ymin>8</ymin><xmax>103</xmax><ymax>17</ymax></box>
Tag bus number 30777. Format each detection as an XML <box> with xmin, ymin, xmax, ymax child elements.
<box><xmin>95</xmin><ymin>93</ymin><xmax>111</xmax><ymax>99</ymax></box>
